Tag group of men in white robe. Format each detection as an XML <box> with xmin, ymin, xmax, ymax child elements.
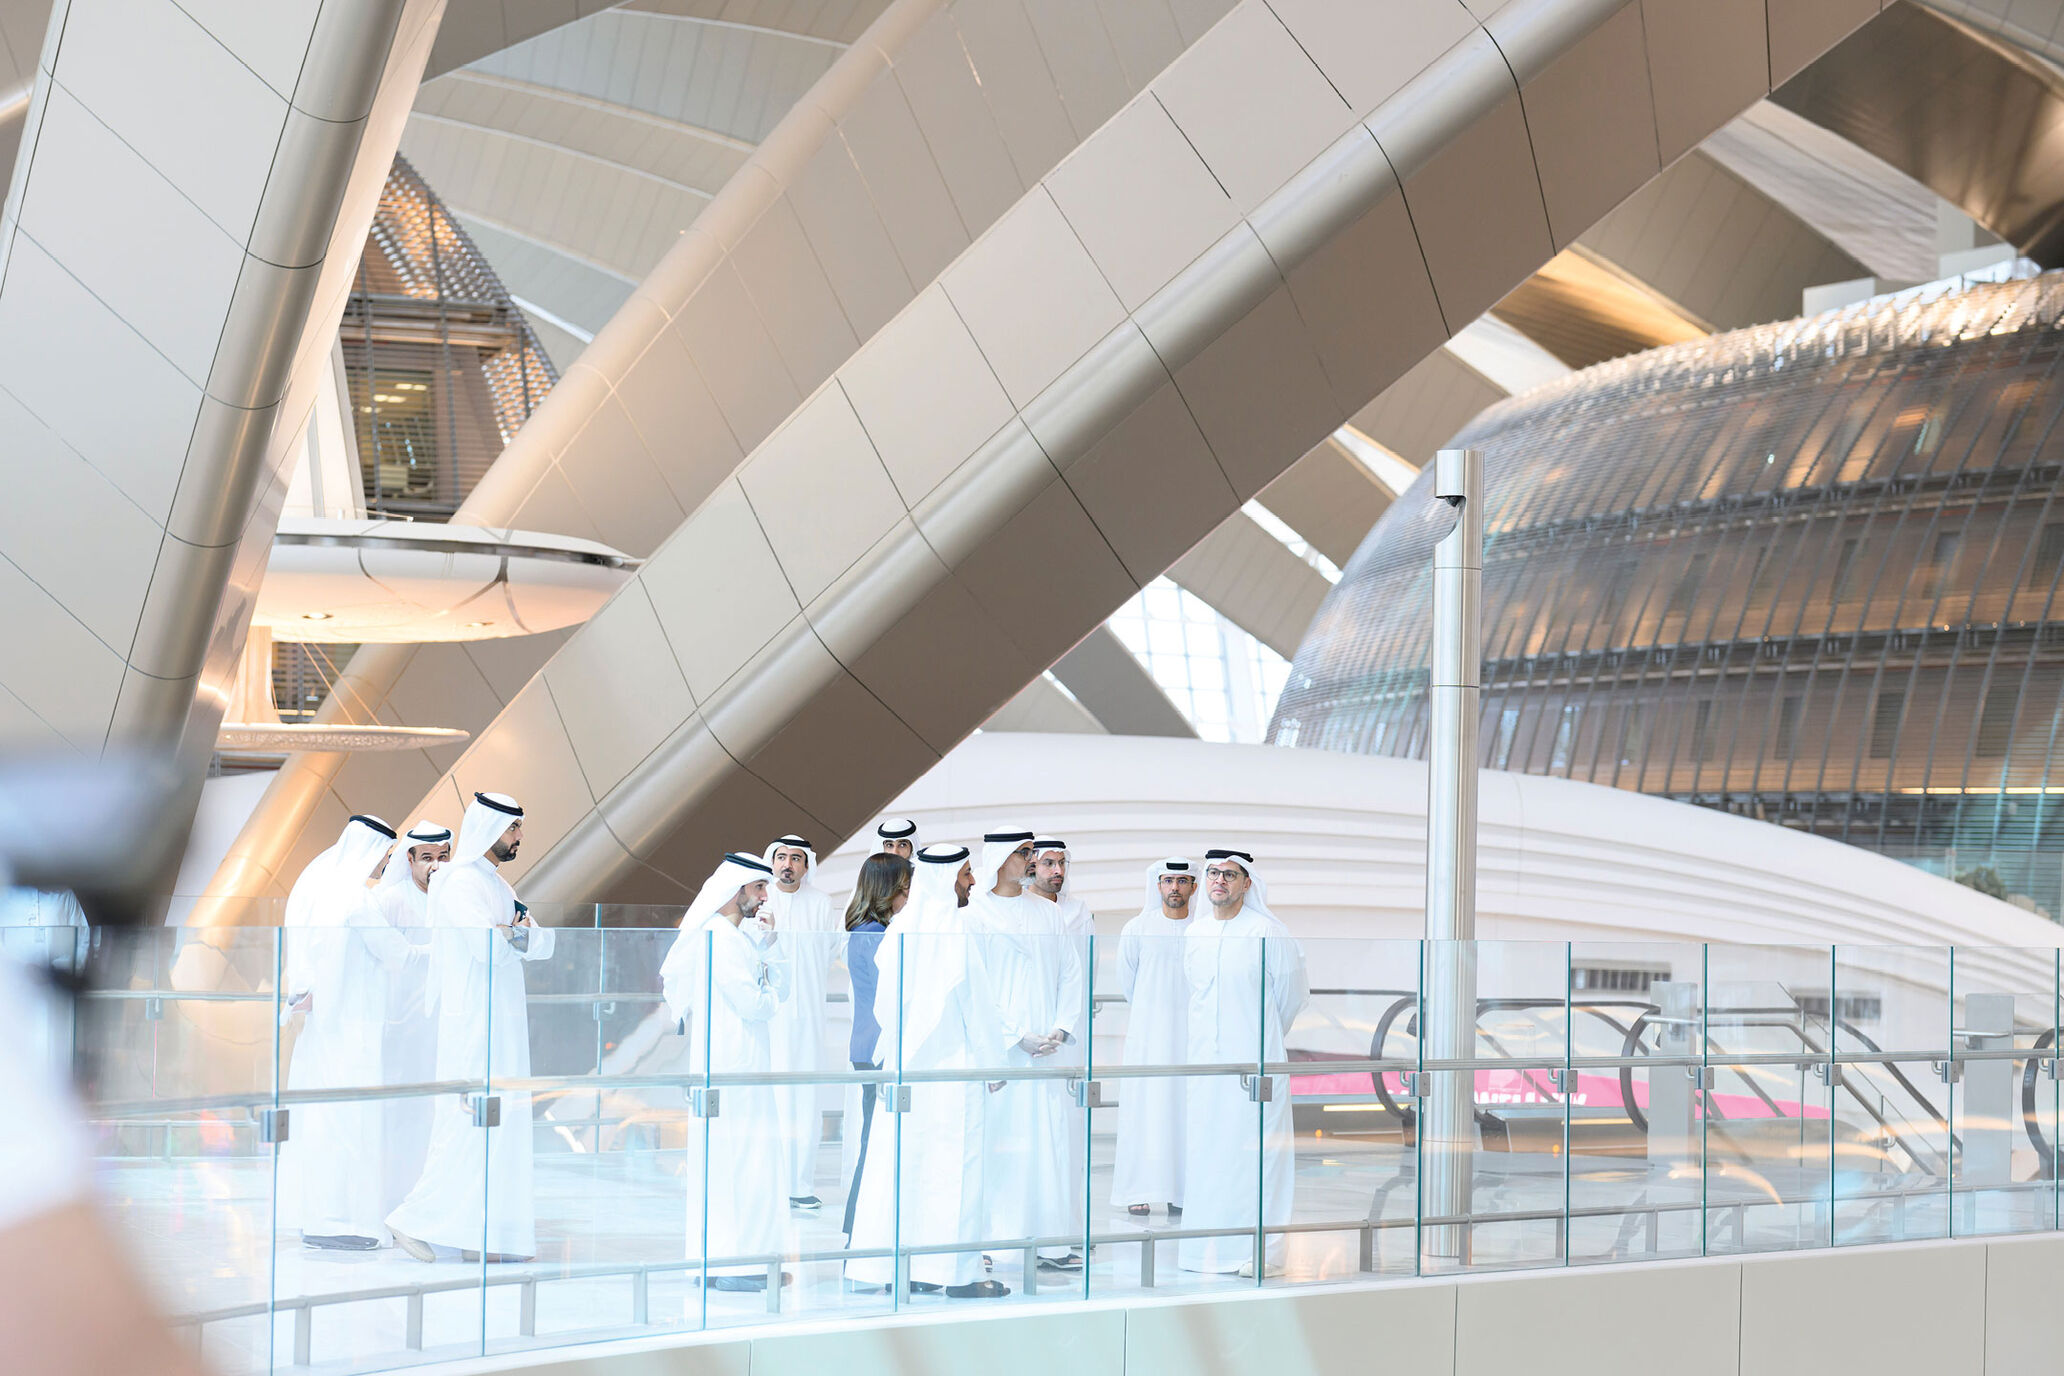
<box><xmin>836</xmin><ymin>829</ymin><xmax>1310</xmax><ymax>1289</ymax></box>
<box><xmin>277</xmin><ymin>791</ymin><xmax>553</xmax><ymax>1263</ymax></box>
<box><xmin>277</xmin><ymin>798</ymin><xmax>1309</xmax><ymax>1284</ymax></box>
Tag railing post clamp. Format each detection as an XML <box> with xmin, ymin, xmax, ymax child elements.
<box><xmin>468</xmin><ymin>1093</ymin><xmax>502</xmax><ymax>1128</ymax></box>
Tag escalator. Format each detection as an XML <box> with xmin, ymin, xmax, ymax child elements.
<box><xmin>1306</xmin><ymin>990</ymin><xmax>1964</xmax><ymax>1181</ymax></box>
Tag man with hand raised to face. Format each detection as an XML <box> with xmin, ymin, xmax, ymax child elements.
<box><xmin>761</xmin><ymin>836</ymin><xmax>841</xmax><ymax>1211</ymax></box>
<box><xmin>662</xmin><ymin>852</ymin><xmax>793</xmax><ymax>1292</ymax></box>
<box><xmin>969</xmin><ymin>830</ymin><xmax>1086</xmax><ymax>1275</ymax></box>
<box><xmin>388</xmin><ymin>792</ymin><xmax>556</xmax><ymax>1265</ymax></box>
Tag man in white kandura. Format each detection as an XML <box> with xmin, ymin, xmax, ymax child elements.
<box><xmin>1112</xmin><ymin>857</ymin><xmax>1197</xmax><ymax>1220</ymax></box>
<box><xmin>388</xmin><ymin>792</ymin><xmax>556</xmax><ymax>1264</ymax></box>
<box><xmin>278</xmin><ymin>814</ymin><xmax>414</xmax><ymax>1250</ymax></box>
<box><xmin>662</xmin><ymin>851</ymin><xmax>790</xmax><ymax>1292</ymax></box>
<box><xmin>874</xmin><ymin>818</ymin><xmax>918</xmax><ymax>861</ymax></box>
<box><xmin>369</xmin><ymin>820</ymin><xmax>450</xmax><ymax>1220</ymax></box>
<box><xmin>761</xmin><ymin>835</ymin><xmax>840</xmax><ymax>1211</ymax></box>
<box><xmin>1179</xmin><ymin>849</ymin><xmax>1308</xmax><ymax>1277</ymax></box>
<box><xmin>971</xmin><ymin>829</ymin><xmax>1085</xmax><ymax>1275</ymax></box>
<box><xmin>846</xmin><ymin>844</ymin><xmax>1010</xmax><ymax>1300</ymax></box>
<box><xmin>1025</xmin><ymin>840</ymin><xmax>1092</xmax><ymax>1245</ymax></box>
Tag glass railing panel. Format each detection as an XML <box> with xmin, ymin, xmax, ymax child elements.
<box><xmin>1567</xmin><ymin>939</ymin><xmax>1706</xmax><ymax>1264</ymax></box>
<box><xmin>1084</xmin><ymin>929</ymin><xmax>1212</xmax><ymax>1301</ymax></box>
<box><xmin>1701</xmin><ymin>942</ymin><xmax>1836</xmax><ymax>1255</ymax></box>
<box><xmin>70</xmin><ymin>922</ymin><xmax>283</xmax><ymax>1375</ymax></box>
<box><xmin>1089</xmin><ymin>924</ymin><xmax>1272</xmax><ymax>1298</ymax></box>
<box><xmin>1831</xmin><ymin>944</ymin><xmax>1951</xmax><ymax>1245</ymax></box>
<box><xmin>1280</xmin><ymin>936</ymin><xmax>1420</xmax><ymax>1285</ymax></box>
<box><xmin>53</xmin><ymin>923</ymin><xmax>2064</xmax><ymax>1371</ymax></box>
<box><xmin>968</xmin><ymin>921</ymin><xmax>1094</xmax><ymax>1303</ymax></box>
<box><xmin>456</xmin><ymin>925</ymin><xmax>697</xmax><ymax>1353</ymax></box>
<box><xmin>1421</xmin><ymin>939</ymin><xmax>1570</xmax><ymax>1273</ymax></box>
<box><xmin>1950</xmin><ymin>945</ymin><xmax>2059</xmax><ymax>1237</ymax></box>
<box><xmin>827</xmin><ymin>907</ymin><xmax>897</xmax><ymax>1317</ymax></box>
<box><xmin>859</xmin><ymin>926</ymin><xmax>1056</xmax><ymax>1308</ymax></box>
<box><xmin>671</xmin><ymin>910</ymin><xmax>902</xmax><ymax>1332</ymax></box>
<box><xmin>274</xmin><ymin>919</ymin><xmax>489</xmax><ymax>1370</ymax></box>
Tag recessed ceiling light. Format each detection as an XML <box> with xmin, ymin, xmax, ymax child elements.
<box><xmin>302</xmin><ymin>612</ymin><xmax>333</xmax><ymax>621</ymax></box>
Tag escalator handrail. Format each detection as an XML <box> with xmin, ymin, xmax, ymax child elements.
<box><xmin>2020</xmin><ymin>1026</ymin><xmax>2059</xmax><ymax>1175</ymax></box>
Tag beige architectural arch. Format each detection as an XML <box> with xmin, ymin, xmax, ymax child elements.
<box><xmin>207</xmin><ymin>0</ymin><xmax>1241</xmax><ymax>904</ymax></box>
<box><xmin>376</xmin><ymin>0</ymin><xmax>1893</xmax><ymax>903</ymax></box>
<box><xmin>0</xmin><ymin>0</ymin><xmax>444</xmax><ymax>777</ymax></box>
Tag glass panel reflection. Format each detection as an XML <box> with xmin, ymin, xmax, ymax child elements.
<box><xmin>38</xmin><ymin>921</ymin><xmax>2064</xmax><ymax>1370</ymax></box>
<box><xmin>1275</xmin><ymin>271</ymin><xmax>2064</xmax><ymax>919</ymax></box>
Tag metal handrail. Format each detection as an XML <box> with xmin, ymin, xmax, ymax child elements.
<box><xmin>166</xmin><ymin>1171</ymin><xmax>2032</xmax><ymax>1365</ymax></box>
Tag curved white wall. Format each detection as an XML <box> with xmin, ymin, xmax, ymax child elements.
<box><xmin>815</xmin><ymin>732</ymin><xmax>2062</xmax><ymax>954</ymax></box>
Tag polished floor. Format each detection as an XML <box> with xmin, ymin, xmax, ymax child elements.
<box><xmin>102</xmin><ymin>1112</ymin><xmax>2034</xmax><ymax>1375</ymax></box>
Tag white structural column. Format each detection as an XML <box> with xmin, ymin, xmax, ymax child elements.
<box><xmin>0</xmin><ymin>0</ymin><xmax>445</xmax><ymax>764</ymax></box>
<box><xmin>389</xmin><ymin>0</ymin><xmax>1893</xmax><ymax>904</ymax></box>
<box><xmin>1422</xmin><ymin>446</ymin><xmax>1481</xmax><ymax>1263</ymax></box>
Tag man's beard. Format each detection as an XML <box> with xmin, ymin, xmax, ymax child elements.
<box><xmin>490</xmin><ymin>839</ymin><xmax>520</xmax><ymax>862</ymax></box>
<box><xmin>739</xmin><ymin>897</ymin><xmax>764</xmax><ymax>920</ymax></box>
<box><xmin>1164</xmin><ymin>896</ymin><xmax>1189</xmax><ymax>914</ymax></box>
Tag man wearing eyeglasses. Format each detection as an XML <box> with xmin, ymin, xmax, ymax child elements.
<box><xmin>1178</xmin><ymin>849</ymin><xmax>1308</xmax><ymax>1278</ymax></box>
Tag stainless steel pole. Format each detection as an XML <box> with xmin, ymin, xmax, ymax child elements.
<box><xmin>1423</xmin><ymin>447</ymin><xmax>1481</xmax><ymax>1263</ymax></box>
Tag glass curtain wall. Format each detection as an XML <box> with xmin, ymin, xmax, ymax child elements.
<box><xmin>342</xmin><ymin>156</ymin><xmax>557</xmax><ymax>519</ymax></box>
<box><xmin>1273</xmin><ymin>271</ymin><xmax>2064</xmax><ymax>916</ymax></box>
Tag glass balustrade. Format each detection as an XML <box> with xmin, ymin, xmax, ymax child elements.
<box><xmin>9</xmin><ymin>910</ymin><xmax>2064</xmax><ymax>1372</ymax></box>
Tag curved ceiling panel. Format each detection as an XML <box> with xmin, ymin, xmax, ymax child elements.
<box><xmin>209</xmin><ymin>0</ymin><xmax>1234</xmax><ymax>903</ymax></box>
<box><xmin>399</xmin><ymin>0</ymin><xmax>1894</xmax><ymax>904</ymax></box>
<box><xmin>1774</xmin><ymin>0</ymin><xmax>2064</xmax><ymax>265</ymax></box>
<box><xmin>0</xmin><ymin>0</ymin><xmax>445</xmax><ymax>767</ymax></box>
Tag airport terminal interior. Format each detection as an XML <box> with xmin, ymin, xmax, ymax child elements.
<box><xmin>18</xmin><ymin>2</ymin><xmax>2064</xmax><ymax>1374</ymax></box>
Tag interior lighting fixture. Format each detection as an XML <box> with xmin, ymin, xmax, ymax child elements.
<box><xmin>301</xmin><ymin>612</ymin><xmax>333</xmax><ymax>621</ymax></box>
<box><xmin>1896</xmin><ymin>786</ymin><xmax>2064</xmax><ymax>795</ymax></box>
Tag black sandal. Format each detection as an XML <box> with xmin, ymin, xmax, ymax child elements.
<box><xmin>945</xmin><ymin>1279</ymin><xmax>1011</xmax><ymax>1299</ymax></box>
<box><xmin>1127</xmin><ymin>1204</ymin><xmax>1150</xmax><ymax>1217</ymax></box>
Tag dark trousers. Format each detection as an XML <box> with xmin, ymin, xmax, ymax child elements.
<box><xmin>842</xmin><ymin>1060</ymin><xmax>880</xmax><ymax>1238</ymax></box>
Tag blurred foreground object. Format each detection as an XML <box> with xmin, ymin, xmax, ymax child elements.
<box><xmin>0</xmin><ymin>752</ymin><xmax>191</xmax><ymax>927</ymax></box>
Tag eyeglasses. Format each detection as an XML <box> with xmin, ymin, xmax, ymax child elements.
<box><xmin>1204</xmin><ymin>867</ymin><xmax>1246</xmax><ymax>882</ymax></box>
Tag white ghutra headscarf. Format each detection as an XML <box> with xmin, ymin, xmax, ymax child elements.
<box><xmin>285</xmin><ymin>815</ymin><xmax>396</xmax><ymax>927</ymax></box>
<box><xmin>450</xmin><ymin>792</ymin><xmax>522</xmax><ymax>867</ymax></box>
<box><xmin>762</xmin><ymin>834</ymin><xmax>822</xmax><ymax>891</ymax></box>
<box><xmin>1136</xmin><ymin>856</ymin><xmax>1195</xmax><ymax>919</ymax></box>
<box><xmin>378</xmin><ymin>819</ymin><xmax>453</xmax><ymax>890</ymax></box>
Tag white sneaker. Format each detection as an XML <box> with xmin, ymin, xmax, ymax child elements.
<box><xmin>1235</xmin><ymin>1260</ymin><xmax>1284</xmax><ymax>1279</ymax></box>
